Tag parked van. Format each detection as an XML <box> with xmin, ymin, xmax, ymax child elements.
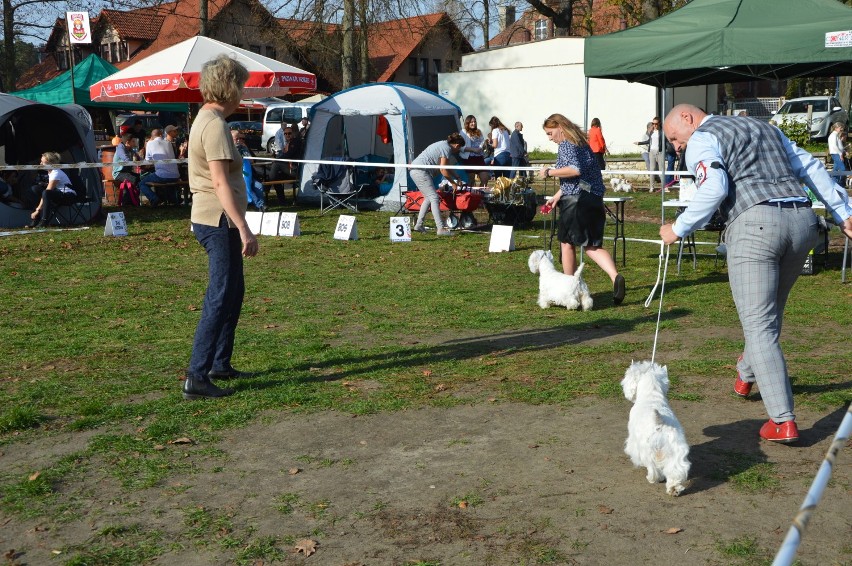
<box><xmin>262</xmin><ymin>102</ymin><xmax>312</xmax><ymax>153</ymax></box>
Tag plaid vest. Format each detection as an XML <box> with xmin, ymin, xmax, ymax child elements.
<box><xmin>697</xmin><ymin>117</ymin><xmax>806</xmax><ymax>224</ymax></box>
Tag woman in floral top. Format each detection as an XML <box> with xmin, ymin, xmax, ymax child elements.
<box><xmin>539</xmin><ymin>113</ymin><xmax>625</xmax><ymax>305</ymax></box>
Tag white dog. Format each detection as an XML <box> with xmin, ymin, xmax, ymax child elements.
<box><xmin>527</xmin><ymin>250</ymin><xmax>593</xmax><ymax>311</ymax></box>
<box><xmin>609</xmin><ymin>177</ymin><xmax>633</xmax><ymax>193</ymax></box>
<box><xmin>621</xmin><ymin>361</ymin><xmax>690</xmax><ymax>496</ymax></box>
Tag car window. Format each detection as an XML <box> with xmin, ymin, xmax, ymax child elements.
<box><xmin>782</xmin><ymin>100</ymin><xmax>827</xmax><ymax>113</ymax></box>
<box><xmin>266</xmin><ymin>109</ymin><xmax>282</xmax><ymax>123</ymax></box>
<box><xmin>282</xmin><ymin>108</ymin><xmax>303</xmax><ymax>123</ymax></box>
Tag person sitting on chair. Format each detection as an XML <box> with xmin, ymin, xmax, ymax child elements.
<box><xmin>270</xmin><ymin>125</ymin><xmax>303</xmax><ymax>206</ymax></box>
<box><xmin>113</xmin><ymin>132</ymin><xmax>153</xmax><ymax>205</ymax></box>
<box><xmin>139</xmin><ymin>127</ymin><xmax>182</xmax><ymax>204</ymax></box>
<box><xmin>28</xmin><ymin>152</ymin><xmax>77</xmax><ymax>227</ymax></box>
<box><xmin>0</xmin><ymin>170</ymin><xmax>25</xmax><ymax>206</ymax></box>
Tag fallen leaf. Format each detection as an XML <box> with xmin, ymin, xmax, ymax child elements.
<box><xmin>664</xmin><ymin>527</ymin><xmax>683</xmax><ymax>534</ymax></box>
<box><xmin>458</xmin><ymin>501</ymin><xmax>468</xmax><ymax>509</ymax></box>
<box><xmin>28</xmin><ymin>471</ymin><xmax>41</xmax><ymax>481</ymax></box>
<box><xmin>153</xmin><ymin>445</ymin><xmax>166</xmax><ymax>451</ymax></box>
<box><xmin>598</xmin><ymin>505</ymin><xmax>614</xmax><ymax>515</ymax></box>
<box><xmin>187</xmin><ymin>304</ymin><xmax>198</xmax><ymax>311</ymax></box>
<box><xmin>4</xmin><ymin>549</ymin><xmax>16</xmax><ymax>560</ymax></box>
<box><xmin>52</xmin><ymin>550</ymin><xmax>62</xmax><ymax>555</ymax></box>
<box><xmin>422</xmin><ymin>370</ymin><xmax>433</xmax><ymax>377</ymax></box>
<box><xmin>170</xmin><ymin>437</ymin><xmax>193</xmax><ymax>445</ymax></box>
<box><xmin>294</xmin><ymin>539</ymin><xmax>318</xmax><ymax>556</ymax></box>
<box><xmin>264</xmin><ymin>324</ymin><xmax>279</xmax><ymax>329</ymax></box>
<box><xmin>434</xmin><ymin>383</ymin><xmax>446</xmax><ymax>392</ymax></box>
<box><xmin>288</xmin><ymin>468</ymin><xmax>300</xmax><ymax>475</ymax></box>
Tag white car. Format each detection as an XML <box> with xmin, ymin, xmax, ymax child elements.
<box><xmin>772</xmin><ymin>96</ymin><xmax>848</xmax><ymax>139</ymax></box>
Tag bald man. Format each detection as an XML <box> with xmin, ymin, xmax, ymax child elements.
<box><xmin>661</xmin><ymin>104</ymin><xmax>852</xmax><ymax>444</ymax></box>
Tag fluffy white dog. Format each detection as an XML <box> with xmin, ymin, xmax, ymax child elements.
<box><xmin>527</xmin><ymin>249</ymin><xmax>593</xmax><ymax>311</ymax></box>
<box><xmin>609</xmin><ymin>177</ymin><xmax>633</xmax><ymax>193</ymax></box>
<box><xmin>621</xmin><ymin>361</ymin><xmax>690</xmax><ymax>496</ymax></box>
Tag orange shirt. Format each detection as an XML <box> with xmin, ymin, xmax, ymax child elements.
<box><xmin>588</xmin><ymin>126</ymin><xmax>607</xmax><ymax>153</ymax></box>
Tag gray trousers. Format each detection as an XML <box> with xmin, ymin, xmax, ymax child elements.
<box><xmin>726</xmin><ymin>203</ymin><xmax>818</xmax><ymax>422</ymax></box>
<box><xmin>410</xmin><ymin>169</ymin><xmax>444</xmax><ymax>229</ymax></box>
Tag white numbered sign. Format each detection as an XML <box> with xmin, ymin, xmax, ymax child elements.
<box><xmin>279</xmin><ymin>212</ymin><xmax>301</xmax><ymax>237</ymax></box>
<box><xmin>488</xmin><ymin>224</ymin><xmax>515</xmax><ymax>252</ymax></box>
<box><xmin>334</xmin><ymin>215</ymin><xmax>358</xmax><ymax>240</ymax></box>
<box><xmin>260</xmin><ymin>211</ymin><xmax>281</xmax><ymax>236</ymax></box>
<box><xmin>104</xmin><ymin>212</ymin><xmax>127</xmax><ymax>237</ymax></box>
<box><xmin>389</xmin><ymin>216</ymin><xmax>411</xmax><ymax>242</ymax></box>
<box><xmin>245</xmin><ymin>211</ymin><xmax>263</xmax><ymax>235</ymax></box>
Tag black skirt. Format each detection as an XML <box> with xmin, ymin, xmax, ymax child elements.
<box><xmin>557</xmin><ymin>191</ymin><xmax>606</xmax><ymax>247</ymax></box>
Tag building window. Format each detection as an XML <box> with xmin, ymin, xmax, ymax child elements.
<box><xmin>446</xmin><ymin>59</ymin><xmax>454</xmax><ymax>71</ymax></box>
<box><xmin>408</xmin><ymin>57</ymin><xmax>417</xmax><ymax>76</ymax></box>
<box><xmin>420</xmin><ymin>58</ymin><xmax>428</xmax><ymax>76</ymax></box>
<box><xmin>120</xmin><ymin>41</ymin><xmax>129</xmax><ymax>62</ymax></box>
<box><xmin>433</xmin><ymin>59</ymin><xmax>441</xmax><ymax>74</ymax></box>
<box><xmin>266</xmin><ymin>46</ymin><xmax>276</xmax><ymax>60</ymax></box>
<box><xmin>534</xmin><ymin>19</ymin><xmax>548</xmax><ymax>40</ymax></box>
<box><xmin>249</xmin><ymin>44</ymin><xmax>261</xmax><ymax>54</ymax></box>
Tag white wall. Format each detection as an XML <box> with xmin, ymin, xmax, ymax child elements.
<box><xmin>438</xmin><ymin>37</ymin><xmax>718</xmax><ymax>155</ymax></box>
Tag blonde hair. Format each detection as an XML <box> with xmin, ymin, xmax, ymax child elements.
<box><xmin>41</xmin><ymin>151</ymin><xmax>61</xmax><ymax>165</ymax></box>
<box><xmin>542</xmin><ymin>113</ymin><xmax>589</xmax><ymax>147</ymax></box>
<box><xmin>199</xmin><ymin>54</ymin><xmax>249</xmax><ymax>104</ymax></box>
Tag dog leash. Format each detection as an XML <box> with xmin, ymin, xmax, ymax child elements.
<box><xmin>645</xmin><ymin>242</ymin><xmax>671</xmax><ymax>364</ymax></box>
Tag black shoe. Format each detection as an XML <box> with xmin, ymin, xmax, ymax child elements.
<box><xmin>613</xmin><ymin>274</ymin><xmax>626</xmax><ymax>305</ymax></box>
<box><xmin>207</xmin><ymin>367</ymin><xmax>253</xmax><ymax>380</ymax></box>
<box><xmin>182</xmin><ymin>375</ymin><xmax>234</xmax><ymax>400</ymax></box>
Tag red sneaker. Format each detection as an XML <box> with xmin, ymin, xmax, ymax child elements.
<box><xmin>759</xmin><ymin>420</ymin><xmax>799</xmax><ymax>443</ymax></box>
<box><xmin>734</xmin><ymin>355</ymin><xmax>753</xmax><ymax>397</ymax></box>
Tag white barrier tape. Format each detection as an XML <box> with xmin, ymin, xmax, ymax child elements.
<box><xmin>0</xmin><ymin>159</ymin><xmax>188</xmax><ymax>171</ymax></box>
<box><xmin>772</xmin><ymin>405</ymin><xmax>852</xmax><ymax>566</ymax></box>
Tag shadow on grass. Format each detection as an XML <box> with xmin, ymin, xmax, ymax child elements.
<box><xmin>266</xmin><ymin>308</ymin><xmax>691</xmax><ymax>386</ymax></box>
<box><xmin>687</xmin><ymin>403</ymin><xmax>849</xmax><ymax>495</ymax></box>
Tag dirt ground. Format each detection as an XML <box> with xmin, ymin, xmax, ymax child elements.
<box><xmin>2</xmin><ymin>389</ymin><xmax>850</xmax><ymax>565</ymax></box>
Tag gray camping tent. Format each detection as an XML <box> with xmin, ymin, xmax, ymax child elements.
<box><xmin>0</xmin><ymin>94</ymin><xmax>102</xmax><ymax>228</ymax></box>
<box><xmin>299</xmin><ymin>83</ymin><xmax>463</xmax><ymax>210</ymax></box>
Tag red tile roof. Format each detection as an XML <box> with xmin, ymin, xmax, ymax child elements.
<box><xmin>489</xmin><ymin>0</ymin><xmax>624</xmax><ymax>47</ymax></box>
<box><xmin>99</xmin><ymin>8</ymin><xmax>168</xmax><ymax>41</ymax></box>
<box><xmin>366</xmin><ymin>13</ymin><xmax>472</xmax><ymax>82</ymax></box>
<box><xmin>16</xmin><ymin>54</ymin><xmax>61</xmax><ymax>90</ymax></box>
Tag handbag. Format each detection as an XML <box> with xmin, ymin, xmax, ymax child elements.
<box><xmin>118</xmin><ymin>179</ymin><xmax>140</xmax><ymax>206</ymax></box>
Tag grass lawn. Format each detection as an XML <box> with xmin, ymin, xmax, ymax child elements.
<box><xmin>0</xmin><ymin>189</ymin><xmax>849</xmax><ymax>564</ymax></box>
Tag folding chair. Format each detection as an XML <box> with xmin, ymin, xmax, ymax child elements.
<box><xmin>50</xmin><ymin>169</ymin><xmax>92</xmax><ymax>226</ymax></box>
<box><xmin>312</xmin><ymin>159</ymin><xmax>359</xmax><ymax>214</ymax></box>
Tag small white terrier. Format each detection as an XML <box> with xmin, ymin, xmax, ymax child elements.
<box><xmin>609</xmin><ymin>177</ymin><xmax>633</xmax><ymax>193</ymax></box>
<box><xmin>527</xmin><ymin>250</ymin><xmax>593</xmax><ymax>311</ymax></box>
<box><xmin>621</xmin><ymin>360</ymin><xmax>690</xmax><ymax>496</ymax></box>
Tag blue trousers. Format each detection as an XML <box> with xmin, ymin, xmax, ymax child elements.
<box><xmin>830</xmin><ymin>154</ymin><xmax>847</xmax><ymax>187</ymax></box>
<box><xmin>188</xmin><ymin>215</ymin><xmax>245</xmax><ymax>379</ymax></box>
<box><xmin>726</xmin><ymin>203</ymin><xmax>818</xmax><ymax>422</ymax></box>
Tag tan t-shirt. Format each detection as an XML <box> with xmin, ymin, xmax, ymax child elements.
<box><xmin>188</xmin><ymin>108</ymin><xmax>247</xmax><ymax>227</ymax></box>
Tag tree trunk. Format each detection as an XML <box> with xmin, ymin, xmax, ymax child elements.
<box><xmin>839</xmin><ymin>76</ymin><xmax>852</xmax><ymax>119</ymax></box>
<box><xmin>482</xmin><ymin>0</ymin><xmax>489</xmax><ymax>50</ymax></box>
<box><xmin>199</xmin><ymin>0</ymin><xmax>208</xmax><ymax>36</ymax></box>
<box><xmin>341</xmin><ymin>0</ymin><xmax>355</xmax><ymax>88</ymax></box>
<box><xmin>3</xmin><ymin>0</ymin><xmax>16</xmax><ymax>91</ymax></box>
<box><xmin>358</xmin><ymin>0</ymin><xmax>368</xmax><ymax>85</ymax></box>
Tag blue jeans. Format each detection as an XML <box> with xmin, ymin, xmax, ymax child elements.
<box><xmin>493</xmin><ymin>151</ymin><xmax>512</xmax><ymax>178</ymax></box>
<box><xmin>242</xmin><ymin>162</ymin><xmax>265</xmax><ymax>209</ymax></box>
<box><xmin>510</xmin><ymin>156</ymin><xmax>528</xmax><ymax>179</ymax></box>
<box><xmin>138</xmin><ymin>173</ymin><xmax>177</xmax><ymax>205</ymax></box>
<box><xmin>664</xmin><ymin>153</ymin><xmax>677</xmax><ymax>186</ymax></box>
<box><xmin>831</xmin><ymin>154</ymin><xmax>847</xmax><ymax>187</ymax></box>
<box><xmin>188</xmin><ymin>215</ymin><xmax>245</xmax><ymax>379</ymax></box>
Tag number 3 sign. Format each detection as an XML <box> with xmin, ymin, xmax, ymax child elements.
<box><xmin>389</xmin><ymin>217</ymin><xmax>411</xmax><ymax>242</ymax></box>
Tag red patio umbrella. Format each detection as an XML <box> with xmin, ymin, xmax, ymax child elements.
<box><xmin>89</xmin><ymin>36</ymin><xmax>316</xmax><ymax>104</ymax></box>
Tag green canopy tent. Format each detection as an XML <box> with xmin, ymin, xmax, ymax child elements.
<box><xmin>584</xmin><ymin>0</ymin><xmax>852</xmax><ymax>88</ymax></box>
<box><xmin>14</xmin><ymin>54</ymin><xmax>186</xmax><ymax>112</ymax></box>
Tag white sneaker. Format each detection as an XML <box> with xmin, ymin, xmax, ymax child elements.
<box><xmin>436</xmin><ymin>228</ymin><xmax>453</xmax><ymax>236</ymax></box>
<box><xmin>413</xmin><ymin>224</ymin><xmax>426</xmax><ymax>233</ymax></box>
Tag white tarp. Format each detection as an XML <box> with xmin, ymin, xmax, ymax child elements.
<box><xmin>299</xmin><ymin>83</ymin><xmax>462</xmax><ymax>210</ymax></box>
